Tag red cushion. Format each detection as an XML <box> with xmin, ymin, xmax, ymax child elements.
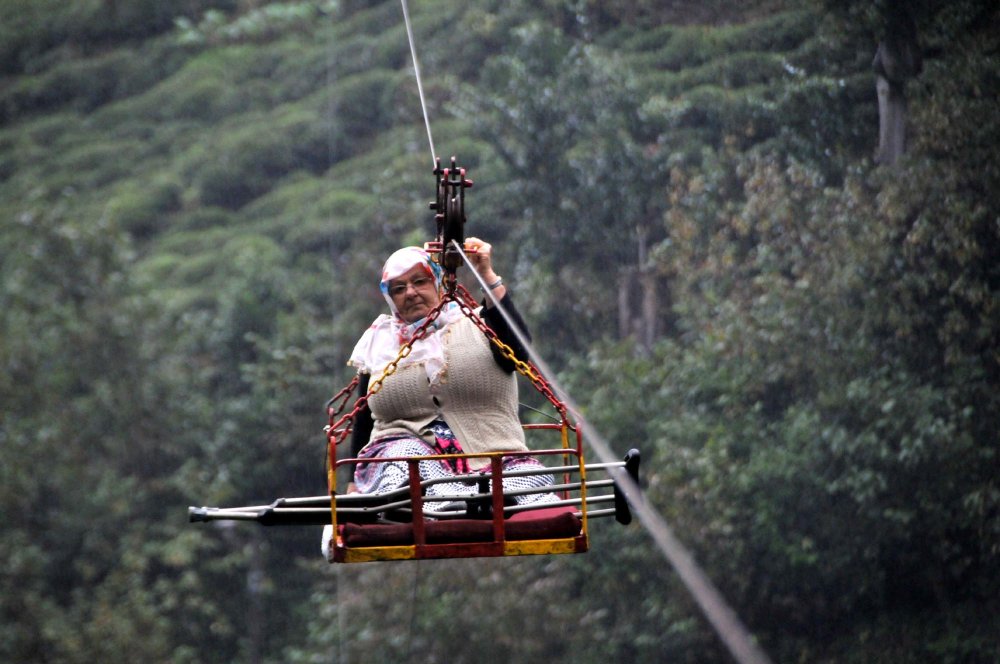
<box><xmin>342</xmin><ymin>522</ymin><xmax>412</xmax><ymax>547</ymax></box>
<box><xmin>427</xmin><ymin>520</ymin><xmax>495</xmax><ymax>543</ymax></box>
<box><xmin>506</xmin><ymin>507</ymin><xmax>581</xmax><ymax>540</ymax></box>
<box><xmin>506</xmin><ymin>506</ymin><xmax>578</xmax><ymax>523</ymax></box>
<box><xmin>340</xmin><ymin>507</ymin><xmax>582</xmax><ymax>548</ymax></box>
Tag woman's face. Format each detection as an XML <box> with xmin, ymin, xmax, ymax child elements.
<box><xmin>388</xmin><ymin>263</ymin><xmax>441</xmax><ymax>323</ymax></box>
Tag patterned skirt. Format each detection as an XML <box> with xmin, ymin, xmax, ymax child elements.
<box><xmin>354</xmin><ymin>420</ymin><xmax>557</xmax><ymax>507</ymax></box>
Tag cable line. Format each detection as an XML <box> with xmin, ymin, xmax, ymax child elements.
<box><xmin>391</xmin><ymin>3</ymin><xmax>771</xmax><ymax>659</ymax></box>
<box><xmin>400</xmin><ymin>0</ymin><xmax>437</xmax><ymax>166</ymax></box>
<box><xmin>454</xmin><ymin>243</ymin><xmax>774</xmax><ymax>664</ymax></box>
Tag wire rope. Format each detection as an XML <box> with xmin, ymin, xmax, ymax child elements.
<box><xmin>400</xmin><ymin>0</ymin><xmax>437</xmax><ymax>166</ymax></box>
<box><xmin>454</xmin><ymin>244</ymin><xmax>774</xmax><ymax>664</ymax></box>
<box><xmin>391</xmin><ymin>2</ymin><xmax>772</xmax><ymax>661</ymax></box>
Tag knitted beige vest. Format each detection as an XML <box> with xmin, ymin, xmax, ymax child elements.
<box><xmin>366</xmin><ymin>316</ymin><xmax>527</xmax><ymax>470</ymax></box>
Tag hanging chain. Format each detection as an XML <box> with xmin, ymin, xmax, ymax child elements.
<box><xmin>325</xmin><ymin>297</ymin><xmax>449</xmax><ymax>448</ymax></box>
<box><xmin>324</xmin><ymin>283</ymin><xmax>569</xmax><ymax>450</ymax></box>
<box><xmin>450</xmin><ymin>284</ymin><xmax>569</xmax><ymax>421</ymax></box>
<box><xmin>324</xmin><ymin>375</ymin><xmax>359</xmax><ymax>421</ymax></box>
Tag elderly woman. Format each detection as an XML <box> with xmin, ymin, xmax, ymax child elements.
<box><xmin>345</xmin><ymin>238</ymin><xmax>556</xmax><ymax>512</ymax></box>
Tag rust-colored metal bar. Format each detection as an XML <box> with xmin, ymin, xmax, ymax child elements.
<box><xmin>576</xmin><ymin>425</ymin><xmax>588</xmax><ymax>536</ymax></box>
<box><xmin>491</xmin><ymin>456</ymin><xmax>505</xmax><ymax>543</ymax></box>
<box><xmin>408</xmin><ymin>459</ymin><xmax>425</xmax><ymax>546</ymax></box>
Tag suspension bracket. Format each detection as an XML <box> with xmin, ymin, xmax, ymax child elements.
<box><xmin>425</xmin><ymin>156</ymin><xmax>473</xmax><ymax>289</ymax></box>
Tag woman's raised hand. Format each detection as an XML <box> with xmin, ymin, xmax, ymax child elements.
<box><xmin>464</xmin><ymin>237</ymin><xmax>496</xmax><ymax>279</ymax></box>
<box><xmin>464</xmin><ymin>236</ymin><xmax>506</xmax><ymax>303</ymax></box>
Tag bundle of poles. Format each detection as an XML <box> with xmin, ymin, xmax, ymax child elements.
<box><xmin>189</xmin><ymin>450</ymin><xmax>639</xmax><ymax>527</ymax></box>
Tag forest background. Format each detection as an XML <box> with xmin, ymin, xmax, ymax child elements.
<box><xmin>2</xmin><ymin>0</ymin><xmax>998</xmax><ymax>662</ymax></box>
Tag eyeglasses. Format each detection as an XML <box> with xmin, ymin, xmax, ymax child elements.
<box><xmin>388</xmin><ymin>275</ymin><xmax>435</xmax><ymax>297</ymax></box>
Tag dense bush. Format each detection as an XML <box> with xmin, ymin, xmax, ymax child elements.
<box><xmin>106</xmin><ymin>177</ymin><xmax>183</xmax><ymax>239</ymax></box>
<box><xmin>0</xmin><ymin>0</ymin><xmax>236</xmax><ymax>76</ymax></box>
<box><xmin>2</xmin><ymin>1</ymin><xmax>997</xmax><ymax>662</ymax></box>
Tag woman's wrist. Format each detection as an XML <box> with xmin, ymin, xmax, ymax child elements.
<box><xmin>482</xmin><ymin>274</ymin><xmax>503</xmax><ymax>290</ymax></box>
<box><xmin>479</xmin><ymin>270</ymin><xmax>506</xmax><ymax>305</ymax></box>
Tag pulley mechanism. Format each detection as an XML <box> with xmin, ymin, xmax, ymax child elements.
<box><xmin>425</xmin><ymin>156</ymin><xmax>473</xmax><ymax>290</ymax></box>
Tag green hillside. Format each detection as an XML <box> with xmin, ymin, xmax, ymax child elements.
<box><xmin>2</xmin><ymin>1</ymin><xmax>998</xmax><ymax>662</ymax></box>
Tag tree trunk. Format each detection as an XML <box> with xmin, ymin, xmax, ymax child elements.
<box><xmin>875</xmin><ymin>72</ymin><xmax>907</xmax><ymax>166</ymax></box>
<box><xmin>618</xmin><ymin>266</ymin><xmax>635</xmax><ymax>341</ymax></box>
<box><xmin>619</xmin><ymin>225</ymin><xmax>665</xmax><ymax>353</ymax></box>
<box><xmin>872</xmin><ymin>6</ymin><xmax>922</xmax><ymax>166</ymax></box>
<box><xmin>639</xmin><ymin>269</ymin><xmax>659</xmax><ymax>351</ymax></box>
<box><xmin>636</xmin><ymin>225</ymin><xmax>657</xmax><ymax>352</ymax></box>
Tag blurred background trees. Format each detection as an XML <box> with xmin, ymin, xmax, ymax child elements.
<box><xmin>2</xmin><ymin>0</ymin><xmax>997</xmax><ymax>662</ymax></box>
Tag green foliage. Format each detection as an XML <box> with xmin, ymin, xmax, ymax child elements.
<box><xmin>106</xmin><ymin>177</ymin><xmax>183</xmax><ymax>239</ymax></box>
<box><xmin>2</xmin><ymin>0</ymin><xmax>998</xmax><ymax>662</ymax></box>
<box><xmin>174</xmin><ymin>1</ymin><xmax>337</xmax><ymax>46</ymax></box>
<box><xmin>0</xmin><ymin>0</ymin><xmax>236</xmax><ymax>76</ymax></box>
<box><xmin>0</xmin><ymin>194</ymin><xmax>243</xmax><ymax>663</ymax></box>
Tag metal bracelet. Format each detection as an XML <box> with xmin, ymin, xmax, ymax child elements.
<box><xmin>482</xmin><ymin>276</ymin><xmax>503</xmax><ymax>291</ymax></box>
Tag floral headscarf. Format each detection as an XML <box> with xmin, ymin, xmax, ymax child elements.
<box><xmin>350</xmin><ymin>247</ymin><xmax>462</xmax><ymax>383</ymax></box>
<box><xmin>378</xmin><ymin>246</ymin><xmax>443</xmax><ymax>324</ymax></box>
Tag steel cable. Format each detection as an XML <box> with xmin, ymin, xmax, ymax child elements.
<box><xmin>390</xmin><ymin>3</ymin><xmax>773</xmax><ymax>659</ymax></box>
<box><xmin>455</xmin><ymin>243</ymin><xmax>774</xmax><ymax>664</ymax></box>
<box><xmin>400</xmin><ymin>0</ymin><xmax>437</xmax><ymax>166</ymax></box>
